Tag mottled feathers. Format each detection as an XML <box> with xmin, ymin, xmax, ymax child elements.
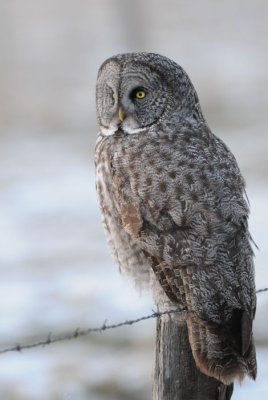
<box><xmin>95</xmin><ymin>52</ymin><xmax>257</xmax><ymax>384</ymax></box>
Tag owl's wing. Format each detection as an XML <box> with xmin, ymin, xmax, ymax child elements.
<box><xmin>118</xmin><ymin>186</ymin><xmax>256</xmax><ymax>384</ymax></box>
<box><xmin>175</xmin><ymin>216</ymin><xmax>257</xmax><ymax>384</ymax></box>
<box><xmin>108</xmin><ymin>125</ymin><xmax>257</xmax><ymax>383</ymax></box>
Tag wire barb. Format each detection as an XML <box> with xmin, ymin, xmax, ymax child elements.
<box><xmin>0</xmin><ymin>288</ymin><xmax>267</xmax><ymax>356</ymax></box>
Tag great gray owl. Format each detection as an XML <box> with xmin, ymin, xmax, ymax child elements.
<box><xmin>94</xmin><ymin>52</ymin><xmax>256</xmax><ymax>384</ymax></box>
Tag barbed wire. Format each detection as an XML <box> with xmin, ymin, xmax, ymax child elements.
<box><xmin>0</xmin><ymin>307</ymin><xmax>186</xmax><ymax>355</ymax></box>
<box><xmin>256</xmin><ymin>287</ymin><xmax>268</xmax><ymax>294</ymax></box>
<box><xmin>0</xmin><ymin>288</ymin><xmax>267</xmax><ymax>356</ymax></box>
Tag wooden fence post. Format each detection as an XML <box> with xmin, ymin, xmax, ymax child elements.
<box><xmin>153</xmin><ymin>315</ymin><xmax>234</xmax><ymax>400</ymax></box>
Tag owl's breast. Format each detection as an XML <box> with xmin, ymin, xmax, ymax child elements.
<box><xmin>95</xmin><ymin>134</ymin><xmax>151</xmax><ymax>285</ymax></box>
<box><xmin>110</xmin><ymin>132</ymin><xmax>204</xmax><ymax>212</ymax></box>
<box><xmin>109</xmin><ymin>134</ymin><xmax>187</xmax><ymax>233</ymax></box>
<box><xmin>108</xmin><ymin>129</ymin><xmax>248</xmax><ymax>241</ymax></box>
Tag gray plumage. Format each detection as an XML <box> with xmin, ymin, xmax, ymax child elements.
<box><xmin>94</xmin><ymin>52</ymin><xmax>257</xmax><ymax>384</ymax></box>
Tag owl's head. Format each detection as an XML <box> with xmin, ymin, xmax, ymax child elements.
<box><xmin>96</xmin><ymin>53</ymin><xmax>204</xmax><ymax>136</ymax></box>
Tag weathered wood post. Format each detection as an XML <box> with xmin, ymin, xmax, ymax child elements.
<box><xmin>153</xmin><ymin>315</ymin><xmax>234</xmax><ymax>400</ymax></box>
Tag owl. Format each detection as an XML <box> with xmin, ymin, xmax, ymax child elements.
<box><xmin>94</xmin><ymin>52</ymin><xmax>256</xmax><ymax>385</ymax></box>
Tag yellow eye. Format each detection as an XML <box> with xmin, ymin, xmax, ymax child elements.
<box><xmin>136</xmin><ymin>90</ymin><xmax>146</xmax><ymax>99</ymax></box>
<box><xmin>112</xmin><ymin>92</ymin><xmax>116</xmax><ymax>99</ymax></box>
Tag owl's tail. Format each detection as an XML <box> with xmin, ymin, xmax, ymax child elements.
<box><xmin>186</xmin><ymin>312</ymin><xmax>257</xmax><ymax>385</ymax></box>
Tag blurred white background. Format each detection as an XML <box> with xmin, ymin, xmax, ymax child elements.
<box><xmin>0</xmin><ymin>1</ymin><xmax>267</xmax><ymax>399</ymax></box>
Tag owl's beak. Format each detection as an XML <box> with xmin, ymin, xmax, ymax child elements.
<box><xmin>118</xmin><ymin>107</ymin><xmax>125</xmax><ymax>122</ymax></box>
